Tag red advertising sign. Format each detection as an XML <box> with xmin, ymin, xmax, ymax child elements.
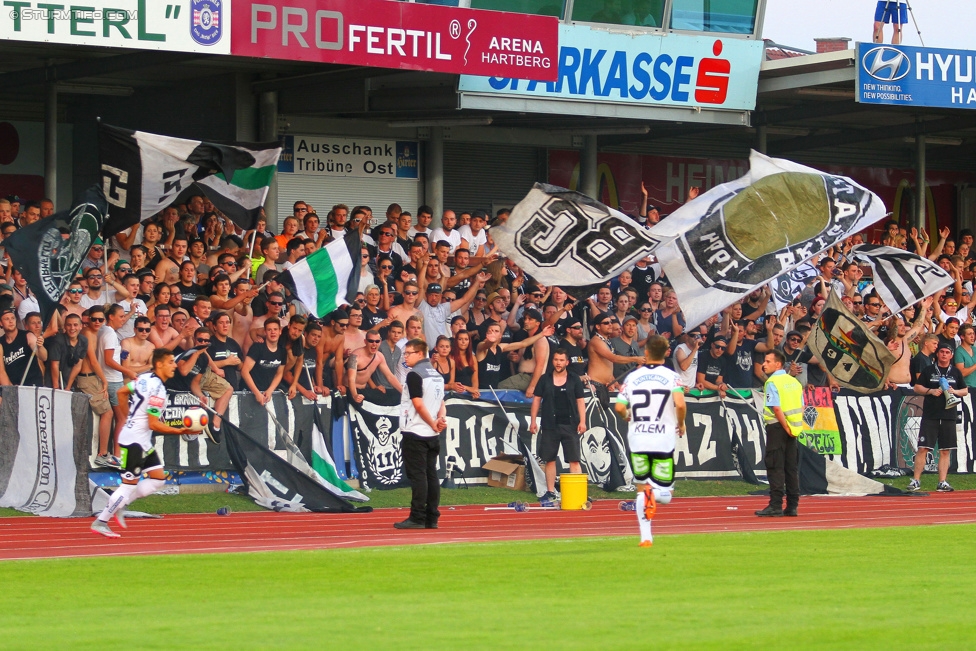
<box><xmin>233</xmin><ymin>0</ymin><xmax>559</xmax><ymax>81</ymax></box>
<box><xmin>548</xmin><ymin>149</ymin><xmax>968</xmax><ymax>241</ymax></box>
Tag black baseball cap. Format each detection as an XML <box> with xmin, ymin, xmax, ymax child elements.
<box><xmin>522</xmin><ymin>308</ymin><xmax>542</xmax><ymax>323</ymax></box>
<box><xmin>937</xmin><ymin>341</ymin><xmax>954</xmax><ymax>353</ymax></box>
<box><xmin>426</xmin><ymin>283</ymin><xmax>443</xmax><ymax>294</ymax></box>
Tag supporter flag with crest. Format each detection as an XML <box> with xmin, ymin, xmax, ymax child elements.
<box><xmin>809</xmin><ymin>291</ymin><xmax>895</xmax><ymax>393</ymax></box>
<box><xmin>98</xmin><ymin>122</ymin><xmax>281</xmax><ymax>237</ymax></box>
<box><xmin>2</xmin><ymin>185</ymin><xmax>107</xmax><ymax>323</ymax></box>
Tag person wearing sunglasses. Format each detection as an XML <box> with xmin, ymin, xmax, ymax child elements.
<box><xmin>695</xmin><ymin>336</ymin><xmax>730</xmax><ymax>398</ymax></box>
<box><xmin>314</xmin><ymin>310</ymin><xmax>351</xmax><ymax>394</ymax></box>
<box><xmin>346</xmin><ymin>329</ymin><xmax>402</xmax><ymax>404</ymax></box>
<box><xmin>167</xmin><ymin>326</ymin><xmax>231</xmax><ymax>442</ymax></box>
<box><xmin>63</xmin><ymin>280</ymin><xmax>87</xmax><ymax>318</ymax></box>
<box><xmin>120</xmin><ymin>315</ymin><xmax>155</xmax><ymax>378</ymax></box>
<box><xmin>249</xmin><ymin>292</ymin><xmax>287</xmax><ymax>345</ymax></box>
<box><xmin>79</xmin><ymin>306</ymin><xmax>118</xmax><ymax>468</ymax></box>
<box><xmin>80</xmin><ymin>266</ymin><xmax>130</xmax><ymax>310</ymax></box>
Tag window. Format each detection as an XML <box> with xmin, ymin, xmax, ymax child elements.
<box><xmin>470</xmin><ymin>0</ymin><xmax>566</xmax><ymax>17</ymax></box>
<box><xmin>571</xmin><ymin>0</ymin><xmax>665</xmax><ymax>27</ymax></box>
<box><xmin>669</xmin><ymin>0</ymin><xmax>758</xmax><ymax>34</ymax></box>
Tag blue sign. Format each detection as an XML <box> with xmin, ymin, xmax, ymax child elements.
<box><xmin>278</xmin><ymin>135</ymin><xmax>295</xmax><ymax>173</ymax></box>
<box><xmin>190</xmin><ymin>0</ymin><xmax>223</xmax><ymax>47</ymax></box>
<box><xmin>856</xmin><ymin>42</ymin><xmax>976</xmax><ymax>108</ymax></box>
<box><xmin>395</xmin><ymin>142</ymin><xmax>419</xmax><ymax>179</ymax></box>
<box><xmin>458</xmin><ymin>24</ymin><xmax>763</xmax><ymax>112</ymax></box>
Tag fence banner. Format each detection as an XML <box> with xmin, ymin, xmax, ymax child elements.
<box><xmin>69</xmin><ymin>387</ymin><xmax>976</xmax><ymax>485</ymax></box>
<box><xmin>0</xmin><ymin>387</ymin><xmax>93</xmax><ymax>517</ymax></box>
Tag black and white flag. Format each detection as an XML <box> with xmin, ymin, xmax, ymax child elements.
<box><xmin>3</xmin><ymin>186</ymin><xmax>107</xmax><ymax>323</ymax></box>
<box><xmin>649</xmin><ymin>151</ymin><xmax>887</xmax><ymax>327</ymax></box>
<box><xmin>850</xmin><ymin>243</ymin><xmax>952</xmax><ymax>312</ymax></box>
<box><xmin>490</xmin><ymin>184</ymin><xmax>660</xmax><ymax>291</ymax></box>
<box><xmin>769</xmin><ymin>262</ymin><xmax>817</xmax><ymax>312</ymax></box>
<box><xmin>99</xmin><ymin>123</ymin><xmax>281</xmax><ymax>237</ymax></box>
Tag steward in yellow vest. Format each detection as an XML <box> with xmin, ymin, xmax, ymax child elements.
<box><xmin>757</xmin><ymin>349</ymin><xmax>804</xmax><ymax>518</ymax></box>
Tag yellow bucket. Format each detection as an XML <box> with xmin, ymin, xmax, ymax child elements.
<box><xmin>559</xmin><ymin>473</ymin><xmax>588</xmax><ymax>510</ymax></box>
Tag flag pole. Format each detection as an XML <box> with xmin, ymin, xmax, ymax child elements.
<box><xmin>247</xmin><ymin>229</ymin><xmax>258</xmax><ymax>281</ymax></box>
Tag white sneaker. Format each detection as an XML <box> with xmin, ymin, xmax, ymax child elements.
<box><xmin>91</xmin><ymin>520</ymin><xmax>120</xmax><ymax>538</ymax></box>
<box><xmin>907</xmin><ymin>479</ymin><xmax>920</xmax><ymax>492</ymax></box>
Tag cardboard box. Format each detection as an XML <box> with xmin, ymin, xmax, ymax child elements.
<box><xmin>482</xmin><ymin>454</ymin><xmax>526</xmax><ymax>491</ymax></box>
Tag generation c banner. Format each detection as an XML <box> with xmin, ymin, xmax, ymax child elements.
<box><xmin>232</xmin><ymin>0</ymin><xmax>559</xmax><ymax>81</ymax></box>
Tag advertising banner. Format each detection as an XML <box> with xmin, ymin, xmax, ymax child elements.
<box><xmin>459</xmin><ymin>24</ymin><xmax>763</xmax><ymax>111</ymax></box>
<box><xmin>857</xmin><ymin>42</ymin><xmax>976</xmax><ymax>109</ymax></box>
<box><xmin>278</xmin><ymin>134</ymin><xmax>419</xmax><ymax>179</ymax></box>
<box><xmin>232</xmin><ymin>0</ymin><xmax>558</xmax><ymax>81</ymax></box>
<box><xmin>0</xmin><ymin>0</ymin><xmax>230</xmax><ymax>53</ymax></box>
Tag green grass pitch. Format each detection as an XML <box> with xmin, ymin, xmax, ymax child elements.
<box><xmin>3</xmin><ymin>524</ymin><xmax>975</xmax><ymax>650</ymax></box>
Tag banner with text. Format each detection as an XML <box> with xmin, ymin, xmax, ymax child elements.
<box><xmin>232</xmin><ymin>0</ymin><xmax>558</xmax><ymax>81</ymax></box>
<box><xmin>277</xmin><ymin>135</ymin><xmax>419</xmax><ymax>179</ymax></box>
<box><xmin>459</xmin><ymin>23</ymin><xmax>763</xmax><ymax>111</ymax></box>
<box><xmin>1</xmin><ymin>0</ymin><xmax>230</xmax><ymax>53</ymax></box>
<box><xmin>857</xmin><ymin>42</ymin><xmax>976</xmax><ymax>109</ymax></box>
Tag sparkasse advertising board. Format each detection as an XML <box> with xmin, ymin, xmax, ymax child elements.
<box><xmin>458</xmin><ymin>24</ymin><xmax>764</xmax><ymax>112</ymax></box>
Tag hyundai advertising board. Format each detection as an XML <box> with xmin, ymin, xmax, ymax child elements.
<box><xmin>857</xmin><ymin>42</ymin><xmax>976</xmax><ymax>109</ymax></box>
<box><xmin>458</xmin><ymin>24</ymin><xmax>764</xmax><ymax>112</ymax></box>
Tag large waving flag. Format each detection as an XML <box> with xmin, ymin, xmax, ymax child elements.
<box><xmin>277</xmin><ymin>232</ymin><xmax>362</xmax><ymax>318</ymax></box>
<box><xmin>769</xmin><ymin>262</ymin><xmax>818</xmax><ymax>312</ymax></box>
<box><xmin>3</xmin><ymin>185</ymin><xmax>107</xmax><ymax>323</ymax></box>
<box><xmin>98</xmin><ymin>122</ymin><xmax>281</xmax><ymax>236</ymax></box>
<box><xmin>494</xmin><ymin>152</ymin><xmax>886</xmax><ymax>329</ymax></box>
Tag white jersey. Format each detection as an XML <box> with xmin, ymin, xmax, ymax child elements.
<box><xmin>400</xmin><ymin>359</ymin><xmax>445</xmax><ymax>438</ymax></box>
<box><xmin>616</xmin><ymin>363</ymin><xmax>682</xmax><ymax>453</ymax></box>
<box><xmin>118</xmin><ymin>372</ymin><xmax>168</xmax><ymax>450</ymax></box>
<box><xmin>430</xmin><ymin>228</ymin><xmax>462</xmax><ymax>253</ymax></box>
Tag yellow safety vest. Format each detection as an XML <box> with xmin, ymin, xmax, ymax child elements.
<box><xmin>763</xmin><ymin>372</ymin><xmax>804</xmax><ymax>437</ymax></box>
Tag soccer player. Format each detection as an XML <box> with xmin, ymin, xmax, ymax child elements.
<box><xmin>614</xmin><ymin>335</ymin><xmax>686</xmax><ymax>548</ymax></box>
<box><xmin>91</xmin><ymin>349</ymin><xmax>194</xmax><ymax>538</ymax></box>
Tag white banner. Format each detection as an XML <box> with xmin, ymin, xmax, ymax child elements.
<box><xmin>1</xmin><ymin>0</ymin><xmax>230</xmax><ymax>54</ymax></box>
<box><xmin>0</xmin><ymin>387</ymin><xmax>93</xmax><ymax>517</ymax></box>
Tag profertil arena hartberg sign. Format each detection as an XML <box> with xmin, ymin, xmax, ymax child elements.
<box><xmin>0</xmin><ymin>0</ymin><xmax>229</xmax><ymax>53</ymax></box>
<box><xmin>857</xmin><ymin>42</ymin><xmax>976</xmax><ymax>108</ymax></box>
<box><xmin>459</xmin><ymin>24</ymin><xmax>765</xmax><ymax>111</ymax></box>
<box><xmin>231</xmin><ymin>0</ymin><xmax>559</xmax><ymax>81</ymax></box>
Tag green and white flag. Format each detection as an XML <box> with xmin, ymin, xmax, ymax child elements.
<box><xmin>310</xmin><ymin>409</ymin><xmax>368</xmax><ymax>502</ymax></box>
<box><xmin>277</xmin><ymin>232</ymin><xmax>362</xmax><ymax>318</ymax></box>
<box><xmin>99</xmin><ymin>122</ymin><xmax>281</xmax><ymax>236</ymax></box>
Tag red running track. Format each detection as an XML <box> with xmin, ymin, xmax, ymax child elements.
<box><xmin>2</xmin><ymin>493</ymin><xmax>975</xmax><ymax>561</ymax></box>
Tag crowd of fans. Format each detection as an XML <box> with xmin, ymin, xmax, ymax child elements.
<box><xmin>0</xmin><ymin>190</ymin><xmax>971</xmax><ymax>470</ymax></box>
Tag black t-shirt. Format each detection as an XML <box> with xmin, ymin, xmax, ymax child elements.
<box><xmin>2</xmin><ymin>330</ymin><xmax>42</xmax><ymax>387</ymax></box>
<box><xmin>479</xmin><ymin>345</ymin><xmax>505</xmax><ymax>388</ymax></box>
<box><xmin>46</xmin><ymin>332</ymin><xmax>88</xmax><ymax>387</ymax></box>
<box><xmin>246</xmin><ymin>342</ymin><xmax>288</xmax><ymax>392</ymax></box>
<box><xmin>723</xmin><ymin>339</ymin><xmax>757</xmax><ymax>389</ymax></box>
<box><xmin>917</xmin><ymin>362</ymin><xmax>965</xmax><ymax>420</ymax></box>
<box><xmin>937</xmin><ymin>334</ymin><xmax>958</xmax><ymax>353</ymax></box>
<box><xmin>208</xmin><ymin>336</ymin><xmax>243</xmax><ymax>391</ymax></box>
<box><xmin>910</xmin><ymin>352</ymin><xmax>933</xmax><ymax>386</ymax></box>
<box><xmin>167</xmin><ymin>348</ymin><xmax>211</xmax><ymax>392</ymax></box>
<box><xmin>696</xmin><ymin>350</ymin><xmax>728</xmax><ymax>385</ymax></box>
<box><xmin>557</xmin><ymin>338</ymin><xmax>588</xmax><ymax>377</ymax></box>
<box><xmin>362</xmin><ymin>306</ymin><xmax>388</xmax><ymax>331</ymax></box>
<box><xmin>298</xmin><ymin>344</ymin><xmax>317</xmax><ymax>390</ymax></box>
<box><xmin>535</xmin><ymin>371</ymin><xmax>585</xmax><ymax>428</ymax></box>
<box><xmin>176</xmin><ymin>282</ymin><xmax>205</xmax><ymax>311</ymax></box>
<box><xmin>631</xmin><ymin>265</ymin><xmax>655</xmax><ymax>298</ymax></box>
